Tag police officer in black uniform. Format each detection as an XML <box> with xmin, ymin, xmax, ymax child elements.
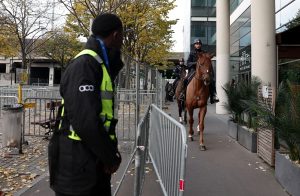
<box><xmin>48</xmin><ymin>13</ymin><xmax>123</xmax><ymax>196</ymax></box>
<box><xmin>185</xmin><ymin>38</ymin><xmax>219</xmax><ymax>104</ymax></box>
<box><xmin>172</xmin><ymin>58</ymin><xmax>186</xmax><ymax>92</ymax></box>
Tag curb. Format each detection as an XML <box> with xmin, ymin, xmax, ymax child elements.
<box><xmin>14</xmin><ymin>172</ymin><xmax>49</xmax><ymax>196</ymax></box>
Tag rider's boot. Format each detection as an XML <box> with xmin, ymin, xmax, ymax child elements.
<box><xmin>209</xmin><ymin>80</ymin><xmax>219</xmax><ymax>104</ymax></box>
<box><xmin>210</xmin><ymin>94</ymin><xmax>219</xmax><ymax>104</ymax></box>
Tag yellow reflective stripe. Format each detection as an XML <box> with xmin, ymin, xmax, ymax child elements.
<box><xmin>75</xmin><ymin>49</ymin><xmax>103</xmax><ymax>64</ymax></box>
<box><xmin>68</xmin><ymin>130</ymin><xmax>82</xmax><ymax>141</ymax></box>
<box><xmin>100</xmin><ymin>64</ymin><xmax>113</xmax><ymax>90</ymax></box>
<box><xmin>100</xmin><ymin>99</ymin><xmax>113</xmax><ymax>118</ymax></box>
<box><xmin>58</xmin><ymin>99</ymin><xmax>65</xmax><ymax>129</ymax></box>
<box><xmin>109</xmin><ymin>135</ymin><xmax>116</xmax><ymax>141</ymax></box>
<box><xmin>75</xmin><ymin>49</ymin><xmax>97</xmax><ymax>58</ymax></box>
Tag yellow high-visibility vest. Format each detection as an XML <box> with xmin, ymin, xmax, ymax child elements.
<box><xmin>59</xmin><ymin>49</ymin><xmax>115</xmax><ymax>141</ymax></box>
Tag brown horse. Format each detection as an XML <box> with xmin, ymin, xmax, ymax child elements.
<box><xmin>175</xmin><ymin>66</ymin><xmax>188</xmax><ymax>124</ymax></box>
<box><xmin>186</xmin><ymin>52</ymin><xmax>214</xmax><ymax>150</ymax></box>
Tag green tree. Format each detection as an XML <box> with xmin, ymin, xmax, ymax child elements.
<box><xmin>286</xmin><ymin>9</ymin><xmax>300</xmax><ymax>30</ymax></box>
<box><xmin>61</xmin><ymin>0</ymin><xmax>176</xmax><ymax>64</ymax></box>
<box><xmin>119</xmin><ymin>0</ymin><xmax>176</xmax><ymax>64</ymax></box>
<box><xmin>61</xmin><ymin>0</ymin><xmax>176</xmax><ymax>89</ymax></box>
<box><xmin>60</xmin><ymin>0</ymin><xmax>129</xmax><ymax>38</ymax></box>
<box><xmin>38</xmin><ymin>30</ymin><xmax>84</xmax><ymax>69</ymax></box>
<box><xmin>118</xmin><ymin>0</ymin><xmax>176</xmax><ymax>88</ymax></box>
<box><xmin>0</xmin><ymin>0</ymin><xmax>53</xmax><ymax>85</ymax></box>
<box><xmin>0</xmin><ymin>32</ymin><xmax>18</xmax><ymax>57</ymax></box>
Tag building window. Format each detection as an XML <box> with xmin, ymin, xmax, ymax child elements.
<box><xmin>192</xmin><ymin>0</ymin><xmax>216</xmax><ymax>7</ymax></box>
<box><xmin>230</xmin><ymin>0</ymin><xmax>245</xmax><ymax>14</ymax></box>
<box><xmin>191</xmin><ymin>0</ymin><xmax>216</xmax><ymax>17</ymax></box>
<box><xmin>230</xmin><ymin>6</ymin><xmax>251</xmax><ymax>82</ymax></box>
<box><xmin>191</xmin><ymin>21</ymin><xmax>216</xmax><ymax>53</ymax></box>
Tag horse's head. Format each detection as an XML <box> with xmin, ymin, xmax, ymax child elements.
<box><xmin>195</xmin><ymin>52</ymin><xmax>214</xmax><ymax>86</ymax></box>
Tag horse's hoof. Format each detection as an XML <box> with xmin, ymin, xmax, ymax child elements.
<box><xmin>188</xmin><ymin>135</ymin><xmax>194</xmax><ymax>141</ymax></box>
<box><xmin>199</xmin><ymin>145</ymin><xmax>206</xmax><ymax>151</ymax></box>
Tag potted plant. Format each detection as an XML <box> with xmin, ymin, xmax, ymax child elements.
<box><xmin>244</xmin><ymin>84</ymin><xmax>276</xmax><ymax>166</ymax></box>
<box><xmin>249</xmin><ymin>80</ymin><xmax>300</xmax><ymax>195</ymax></box>
<box><xmin>223</xmin><ymin>80</ymin><xmax>243</xmax><ymax>140</ymax></box>
<box><xmin>236</xmin><ymin>78</ymin><xmax>261</xmax><ymax>153</ymax></box>
<box><xmin>274</xmin><ymin>80</ymin><xmax>300</xmax><ymax>196</ymax></box>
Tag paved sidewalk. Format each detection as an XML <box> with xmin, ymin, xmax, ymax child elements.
<box><xmin>1</xmin><ymin>102</ymin><xmax>289</xmax><ymax>196</ymax></box>
<box><xmin>165</xmin><ymin>102</ymin><xmax>288</xmax><ymax>196</ymax></box>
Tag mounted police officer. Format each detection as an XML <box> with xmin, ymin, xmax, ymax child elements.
<box><xmin>48</xmin><ymin>13</ymin><xmax>123</xmax><ymax>196</ymax></box>
<box><xmin>185</xmin><ymin>38</ymin><xmax>219</xmax><ymax>104</ymax></box>
<box><xmin>172</xmin><ymin>58</ymin><xmax>186</xmax><ymax>92</ymax></box>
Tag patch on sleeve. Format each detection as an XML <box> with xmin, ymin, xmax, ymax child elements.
<box><xmin>78</xmin><ymin>85</ymin><xmax>94</xmax><ymax>92</ymax></box>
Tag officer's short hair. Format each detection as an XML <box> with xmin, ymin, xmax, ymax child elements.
<box><xmin>92</xmin><ymin>13</ymin><xmax>123</xmax><ymax>38</ymax></box>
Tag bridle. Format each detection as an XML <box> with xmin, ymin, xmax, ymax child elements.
<box><xmin>194</xmin><ymin>57</ymin><xmax>211</xmax><ymax>85</ymax></box>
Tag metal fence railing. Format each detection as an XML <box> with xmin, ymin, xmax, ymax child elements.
<box><xmin>114</xmin><ymin>104</ymin><xmax>187</xmax><ymax>196</ymax></box>
<box><xmin>22</xmin><ymin>97</ymin><xmax>62</xmax><ymax>140</ymax></box>
<box><xmin>0</xmin><ymin>86</ymin><xmax>61</xmax><ymax>100</ymax></box>
<box><xmin>148</xmin><ymin>104</ymin><xmax>187</xmax><ymax>196</ymax></box>
<box><xmin>134</xmin><ymin>105</ymin><xmax>151</xmax><ymax>196</ymax></box>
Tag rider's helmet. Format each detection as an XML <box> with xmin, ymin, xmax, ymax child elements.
<box><xmin>193</xmin><ymin>38</ymin><xmax>202</xmax><ymax>45</ymax></box>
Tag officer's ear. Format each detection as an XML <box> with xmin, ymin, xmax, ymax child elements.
<box><xmin>113</xmin><ymin>31</ymin><xmax>118</xmax><ymax>39</ymax></box>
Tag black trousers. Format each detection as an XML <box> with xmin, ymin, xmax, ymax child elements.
<box><xmin>55</xmin><ymin>173</ymin><xmax>111</xmax><ymax>196</ymax></box>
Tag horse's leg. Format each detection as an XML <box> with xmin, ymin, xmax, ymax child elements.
<box><xmin>199</xmin><ymin>106</ymin><xmax>207</xmax><ymax>151</ymax></box>
<box><xmin>187</xmin><ymin>107</ymin><xmax>194</xmax><ymax>141</ymax></box>
<box><xmin>184</xmin><ymin>104</ymin><xmax>187</xmax><ymax>124</ymax></box>
<box><xmin>181</xmin><ymin>100</ymin><xmax>187</xmax><ymax>124</ymax></box>
<box><xmin>177</xmin><ymin>100</ymin><xmax>183</xmax><ymax>123</ymax></box>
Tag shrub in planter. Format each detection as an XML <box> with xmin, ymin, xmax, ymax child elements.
<box><xmin>223</xmin><ymin>80</ymin><xmax>244</xmax><ymax>139</ymax></box>
<box><xmin>222</xmin><ymin>81</ymin><xmax>243</xmax><ymax>124</ymax></box>
<box><xmin>247</xmin><ymin>80</ymin><xmax>300</xmax><ymax>194</ymax></box>
<box><xmin>223</xmin><ymin>78</ymin><xmax>261</xmax><ymax>149</ymax></box>
<box><xmin>274</xmin><ymin>80</ymin><xmax>300</xmax><ymax>161</ymax></box>
<box><xmin>237</xmin><ymin>78</ymin><xmax>261</xmax><ymax>152</ymax></box>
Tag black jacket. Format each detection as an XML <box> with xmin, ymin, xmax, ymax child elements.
<box><xmin>187</xmin><ymin>49</ymin><xmax>205</xmax><ymax>72</ymax></box>
<box><xmin>173</xmin><ymin>64</ymin><xmax>186</xmax><ymax>78</ymax></box>
<box><xmin>50</xmin><ymin>36</ymin><xmax>121</xmax><ymax>194</ymax></box>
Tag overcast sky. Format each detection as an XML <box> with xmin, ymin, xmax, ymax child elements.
<box><xmin>168</xmin><ymin>0</ymin><xmax>184</xmax><ymax>52</ymax></box>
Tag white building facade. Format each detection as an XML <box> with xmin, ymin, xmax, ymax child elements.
<box><xmin>182</xmin><ymin>0</ymin><xmax>300</xmax><ymax>113</ymax></box>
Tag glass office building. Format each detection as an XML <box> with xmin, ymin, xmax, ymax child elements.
<box><xmin>230</xmin><ymin>0</ymin><xmax>300</xmax><ymax>85</ymax></box>
<box><xmin>190</xmin><ymin>0</ymin><xmax>217</xmax><ymax>53</ymax></box>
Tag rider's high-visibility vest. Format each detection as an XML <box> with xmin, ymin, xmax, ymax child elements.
<box><xmin>58</xmin><ymin>49</ymin><xmax>116</xmax><ymax>141</ymax></box>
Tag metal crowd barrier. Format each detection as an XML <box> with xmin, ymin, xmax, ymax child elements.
<box><xmin>22</xmin><ymin>97</ymin><xmax>62</xmax><ymax>140</ymax></box>
<box><xmin>0</xmin><ymin>96</ymin><xmax>19</xmax><ymax>117</ymax></box>
<box><xmin>0</xmin><ymin>86</ymin><xmax>61</xmax><ymax>100</ymax></box>
<box><xmin>134</xmin><ymin>104</ymin><xmax>151</xmax><ymax>196</ymax></box>
<box><xmin>115</xmin><ymin>104</ymin><xmax>187</xmax><ymax>196</ymax></box>
<box><xmin>148</xmin><ymin>104</ymin><xmax>187</xmax><ymax>196</ymax></box>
